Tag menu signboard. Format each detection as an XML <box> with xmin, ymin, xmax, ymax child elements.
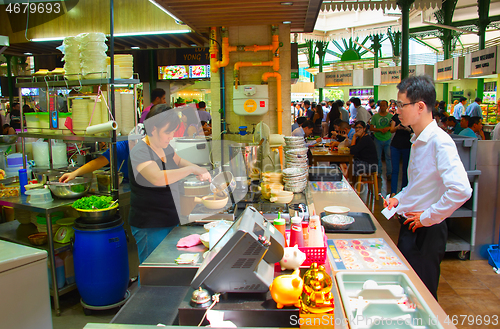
<box><xmin>380</xmin><ymin>66</ymin><xmax>416</xmax><ymax>84</ymax></box>
<box><xmin>436</xmin><ymin>59</ymin><xmax>454</xmax><ymax>81</ymax></box>
<box><xmin>324</xmin><ymin>71</ymin><xmax>353</xmax><ymax>87</ymax></box>
<box><xmin>469</xmin><ymin>47</ymin><xmax>497</xmax><ymax>77</ymax></box>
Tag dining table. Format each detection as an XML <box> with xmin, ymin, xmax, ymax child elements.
<box><xmin>309</xmin><ymin>147</ymin><xmax>354</xmax><ymax>182</ymax></box>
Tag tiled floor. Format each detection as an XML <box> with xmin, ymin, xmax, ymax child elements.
<box><xmin>51</xmin><ymin>175</ymin><xmax>500</xmax><ymax>329</ymax></box>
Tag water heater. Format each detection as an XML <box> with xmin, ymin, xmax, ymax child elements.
<box><xmin>233</xmin><ymin>85</ymin><xmax>269</xmax><ymax>116</ymax></box>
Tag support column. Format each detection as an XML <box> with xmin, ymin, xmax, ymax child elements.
<box><xmin>5</xmin><ymin>55</ymin><xmax>14</xmax><ymax>107</ymax></box>
<box><xmin>397</xmin><ymin>0</ymin><xmax>414</xmax><ymax>80</ymax></box>
<box><xmin>477</xmin><ymin>0</ymin><xmax>491</xmax><ymax>101</ymax></box>
<box><xmin>316</xmin><ymin>41</ymin><xmax>328</xmax><ymax>102</ymax></box>
<box><xmin>149</xmin><ymin>50</ymin><xmax>157</xmax><ymax>92</ymax></box>
<box><xmin>371</xmin><ymin>35</ymin><xmax>382</xmax><ymax>101</ymax></box>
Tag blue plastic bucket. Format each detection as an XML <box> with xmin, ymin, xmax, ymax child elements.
<box><xmin>73</xmin><ymin>218</ymin><xmax>129</xmax><ymax>306</ymax></box>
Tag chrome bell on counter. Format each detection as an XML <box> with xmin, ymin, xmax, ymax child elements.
<box><xmin>190</xmin><ymin>287</ymin><xmax>212</xmax><ymax>308</ymax></box>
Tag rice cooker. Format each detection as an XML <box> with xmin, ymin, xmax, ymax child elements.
<box><xmin>173</xmin><ymin>138</ymin><xmax>211</xmax><ymax>166</ymax></box>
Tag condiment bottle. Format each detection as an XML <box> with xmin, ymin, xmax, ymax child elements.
<box><xmin>289</xmin><ymin>213</ymin><xmax>304</xmax><ymax>248</ymax></box>
<box><xmin>308</xmin><ymin>213</ymin><xmax>324</xmax><ymax>247</ymax></box>
<box><xmin>273</xmin><ymin>213</ymin><xmax>287</xmax><ymax>247</ymax></box>
<box><xmin>19</xmin><ymin>169</ymin><xmax>28</xmax><ymax>195</ymax></box>
<box><xmin>302</xmin><ymin>221</ymin><xmax>309</xmax><ymax>247</ymax></box>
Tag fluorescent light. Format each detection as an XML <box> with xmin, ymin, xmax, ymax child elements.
<box><xmin>114</xmin><ymin>30</ymin><xmax>190</xmax><ymax>37</ymax></box>
<box><xmin>149</xmin><ymin>0</ymin><xmax>183</xmax><ymax>23</ymax></box>
<box><xmin>131</xmin><ymin>46</ymin><xmax>140</xmax><ymax>49</ymax></box>
<box><xmin>24</xmin><ymin>52</ymin><xmax>33</xmax><ymax>55</ymax></box>
<box><xmin>283</xmin><ymin>21</ymin><xmax>292</xmax><ymax>24</ymax></box>
<box><xmin>281</xmin><ymin>2</ymin><xmax>293</xmax><ymax>5</ymax></box>
<box><xmin>190</xmin><ymin>44</ymin><xmax>197</xmax><ymax>47</ymax></box>
<box><xmin>32</xmin><ymin>36</ymin><xmax>65</xmax><ymax>42</ymax></box>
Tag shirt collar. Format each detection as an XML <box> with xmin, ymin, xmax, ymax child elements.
<box><xmin>411</xmin><ymin>120</ymin><xmax>437</xmax><ymax>144</ymax></box>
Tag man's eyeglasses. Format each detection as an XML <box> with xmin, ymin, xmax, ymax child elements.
<box><xmin>396</xmin><ymin>101</ymin><xmax>418</xmax><ymax>109</ymax></box>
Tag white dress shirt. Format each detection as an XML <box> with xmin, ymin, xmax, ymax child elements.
<box><xmin>492</xmin><ymin>123</ymin><xmax>500</xmax><ymax>140</ymax></box>
<box><xmin>394</xmin><ymin>120</ymin><xmax>472</xmax><ymax>227</ymax></box>
<box><xmin>355</xmin><ymin>106</ymin><xmax>370</xmax><ymax>124</ymax></box>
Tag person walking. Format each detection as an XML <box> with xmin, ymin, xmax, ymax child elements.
<box><xmin>465</xmin><ymin>97</ymin><xmax>482</xmax><ymax>118</ymax></box>
<box><xmin>385</xmin><ymin>75</ymin><xmax>472</xmax><ymax>299</ymax></box>
<box><xmin>389</xmin><ymin>109</ymin><xmax>412</xmax><ymax>196</ymax></box>
<box><xmin>369</xmin><ymin>100</ymin><xmax>393</xmax><ymax>180</ymax></box>
<box><xmin>453</xmin><ymin>96</ymin><xmax>467</xmax><ymax>120</ymax></box>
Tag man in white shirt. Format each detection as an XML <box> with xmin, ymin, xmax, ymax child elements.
<box><xmin>385</xmin><ymin>75</ymin><xmax>472</xmax><ymax>299</ymax></box>
<box><xmin>492</xmin><ymin>122</ymin><xmax>500</xmax><ymax>140</ymax></box>
<box><xmin>292</xmin><ymin>120</ymin><xmax>321</xmax><ymax>146</ymax></box>
<box><xmin>465</xmin><ymin>97</ymin><xmax>482</xmax><ymax>118</ymax></box>
<box><xmin>351</xmin><ymin>98</ymin><xmax>370</xmax><ymax>124</ymax></box>
<box><xmin>453</xmin><ymin>96</ymin><xmax>467</xmax><ymax>120</ymax></box>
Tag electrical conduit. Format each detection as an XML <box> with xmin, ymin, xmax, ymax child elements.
<box><xmin>262</xmin><ymin>72</ymin><xmax>283</xmax><ymax>169</ymax></box>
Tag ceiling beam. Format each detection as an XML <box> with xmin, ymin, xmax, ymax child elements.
<box><xmin>168</xmin><ymin>34</ymin><xmax>189</xmax><ymax>47</ymax></box>
<box><xmin>410</xmin><ymin>15</ymin><xmax>500</xmax><ymax>33</ymax></box>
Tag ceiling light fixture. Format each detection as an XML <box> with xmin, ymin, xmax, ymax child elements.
<box><xmin>281</xmin><ymin>2</ymin><xmax>293</xmax><ymax>5</ymax></box>
<box><xmin>283</xmin><ymin>21</ymin><xmax>292</xmax><ymax>24</ymax></box>
<box><xmin>149</xmin><ymin>0</ymin><xmax>183</xmax><ymax>23</ymax></box>
<box><xmin>114</xmin><ymin>30</ymin><xmax>191</xmax><ymax>37</ymax></box>
<box><xmin>32</xmin><ymin>36</ymin><xmax>65</xmax><ymax>42</ymax></box>
<box><xmin>190</xmin><ymin>44</ymin><xmax>197</xmax><ymax>47</ymax></box>
<box><xmin>24</xmin><ymin>52</ymin><xmax>33</xmax><ymax>55</ymax></box>
<box><xmin>131</xmin><ymin>47</ymin><xmax>140</xmax><ymax>49</ymax></box>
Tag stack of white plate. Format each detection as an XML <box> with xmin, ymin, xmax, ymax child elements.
<box><xmin>87</xmin><ymin>101</ymin><xmax>102</xmax><ymax>126</ymax></box>
<box><xmin>283</xmin><ymin>136</ymin><xmax>308</xmax><ymax>168</ymax></box>
<box><xmin>62</xmin><ymin>36</ymin><xmax>81</xmax><ymax>80</ymax></box>
<box><xmin>72</xmin><ymin>98</ymin><xmax>91</xmax><ymax>134</ymax></box>
<box><xmin>114</xmin><ymin>91</ymin><xmax>122</xmax><ymax>132</ymax></box>
<box><xmin>120</xmin><ymin>92</ymin><xmax>135</xmax><ymax>134</ymax></box>
<box><xmin>79</xmin><ymin>33</ymin><xmax>108</xmax><ymax>80</ymax></box>
<box><xmin>113</xmin><ymin>55</ymin><xmax>134</xmax><ymax>79</ymax></box>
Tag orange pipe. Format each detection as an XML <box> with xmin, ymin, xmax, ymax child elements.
<box><xmin>210</xmin><ymin>27</ymin><xmax>232</xmax><ymax>73</ymax></box>
<box><xmin>234</xmin><ymin>33</ymin><xmax>280</xmax><ymax>89</ymax></box>
<box><xmin>262</xmin><ymin>72</ymin><xmax>283</xmax><ymax>169</ymax></box>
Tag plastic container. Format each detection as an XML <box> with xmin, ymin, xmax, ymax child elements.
<box><xmin>273</xmin><ymin>214</ymin><xmax>287</xmax><ymax>247</ymax></box>
<box><xmin>48</xmin><ymin>254</ymin><xmax>66</xmax><ymax>289</ymax></box>
<box><xmin>7</xmin><ymin>153</ymin><xmax>23</xmax><ymax>167</ymax></box>
<box><xmin>487</xmin><ymin>244</ymin><xmax>500</xmax><ymax>268</ymax></box>
<box><xmin>51</xmin><ymin>140</ymin><xmax>67</xmax><ymax>167</ymax></box>
<box><xmin>35</xmin><ymin>212</ymin><xmax>64</xmax><ymax>235</ymax></box>
<box><xmin>37</xmin><ymin>113</ymin><xmax>54</xmax><ymax>134</ymax></box>
<box><xmin>73</xmin><ymin>219</ymin><xmax>129</xmax><ymax>306</ymax></box>
<box><xmin>26</xmin><ymin>188</ymin><xmax>54</xmax><ymax>204</ymax></box>
<box><xmin>25</xmin><ymin>113</ymin><xmax>41</xmax><ymax>133</ymax></box>
<box><xmin>308</xmin><ymin>214</ymin><xmax>324</xmax><ymax>247</ymax></box>
<box><xmin>60</xmin><ymin>251</ymin><xmax>75</xmax><ymax>285</ymax></box>
<box><xmin>302</xmin><ymin>221</ymin><xmax>309</xmax><ymax>246</ymax></box>
<box><xmin>19</xmin><ymin>169</ymin><xmax>28</xmax><ymax>195</ymax></box>
<box><xmin>290</xmin><ymin>216</ymin><xmax>304</xmax><ymax>248</ymax></box>
<box><xmin>32</xmin><ymin>140</ymin><xmax>49</xmax><ymax>167</ymax></box>
<box><xmin>58</xmin><ymin>113</ymin><xmax>72</xmax><ymax>135</ymax></box>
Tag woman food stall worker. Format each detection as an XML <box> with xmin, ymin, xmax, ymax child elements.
<box><xmin>129</xmin><ymin>105</ymin><xmax>211</xmax><ymax>264</ymax></box>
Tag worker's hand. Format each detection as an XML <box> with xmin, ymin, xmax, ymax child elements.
<box><xmin>59</xmin><ymin>172</ymin><xmax>77</xmax><ymax>183</ymax></box>
<box><xmin>404</xmin><ymin>212</ymin><xmax>424</xmax><ymax>232</ymax></box>
<box><xmin>191</xmin><ymin>166</ymin><xmax>211</xmax><ymax>182</ymax></box>
<box><xmin>384</xmin><ymin>197</ymin><xmax>399</xmax><ymax>210</ymax></box>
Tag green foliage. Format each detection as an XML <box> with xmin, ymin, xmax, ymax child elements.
<box><xmin>72</xmin><ymin>195</ymin><xmax>114</xmax><ymax>210</ymax></box>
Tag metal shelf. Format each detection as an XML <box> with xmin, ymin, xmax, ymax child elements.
<box><xmin>51</xmin><ymin>283</ymin><xmax>77</xmax><ymax>297</ymax></box>
<box><xmin>449</xmin><ymin>206</ymin><xmax>474</xmax><ymax>218</ymax></box>
<box><xmin>16</xmin><ymin>77</ymin><xmax>140</xmax><ymax>88</ymax></box>
<box><xmin>0</xmin><ymin>220</ymin><xmax>71</xmax><ymax>254</ymax></box>
<box><xmin>18</xmin><ymin>132</ymin><xmax>130</xmax><ymax>143</ymax></box>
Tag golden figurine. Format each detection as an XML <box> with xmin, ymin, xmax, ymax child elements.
<box><xmin>300</xmin><ymin>263</ymin><xmax>334</xmax><ymax>314</ymax></box>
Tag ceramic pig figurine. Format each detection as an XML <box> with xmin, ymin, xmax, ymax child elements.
<box><xmin>280</xmin><ymin>245</ymin><xmax>307</xmax><ymax>271</ymax></box>
<box><xmin>269</xmin><ymin>269</ymin><xmax>304</xmax><ymax>309</ymax></box>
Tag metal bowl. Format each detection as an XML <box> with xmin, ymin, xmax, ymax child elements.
<box><xmin>74</xmin><ymin>204</ymin><xmax>119</xmax><ymax>223</ymax></box>
<box><xmin>47</xmin><ymin>177</ymin><xmax>92</xmax><ymax>199</ymax></box>
<box><xmin>321</xmin><ymin>214</ymin><xmax>355</xmax><ymax>230</ymax></box>
<box><xmin>0</xmin><ymin>135</ymin><xmax>18</xmax><ymax>144</ymax></box>
<box><xmin>286</xmin><ymin>148</ymin><xmax>309</xmax><ymax>156</ymax></box>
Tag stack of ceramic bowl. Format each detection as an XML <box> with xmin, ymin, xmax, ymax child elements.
<box><xmin>79</xmin><ymin>33</ymin><xmax>107</xmax><ymax>79</ymax></box>
<box><xmin>283</xmin><ymin>166</ymin><xmax>308</xmax><ymax>193</ymax></box>
<box><xmin>72</xmin><ymin>98</ymin><xmax>92</xmax><ymax>134</ymax></box>
<box><xmin>114</xmin><ymin>55</ymin><xmax>134</xmax><ymax>79</ymax></box>
<box><xmin>62</xmin><ymin>36</ymin><xmax>81</xmax><ymax>80</ymax></box>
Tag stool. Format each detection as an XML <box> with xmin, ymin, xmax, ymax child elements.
<box><xmin>355</xmin><ymin>172</ymin><xmax>379</xmax><ymax>200</ymax></box>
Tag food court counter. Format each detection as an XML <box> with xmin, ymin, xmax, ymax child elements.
<box><xmin>95</xmin><ymin>180</ymin><xmax>456</xmax><ymax>329</ymax></box>
<box><xmin>309</xmin><ymin>181</ymin><xmax>455</xmax><ymax>329</ymax></box>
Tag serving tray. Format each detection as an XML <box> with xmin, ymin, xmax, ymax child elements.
<box><xmin>321</xmin><ymin>211</ymin><xmax>376</xmax><ymax>234</ymax></box>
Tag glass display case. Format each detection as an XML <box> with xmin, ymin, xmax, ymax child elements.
<box><xmin>481</xmin><ymin>104</ymin><xmax>499</xmax><ymax>125</ymax></box>
<box><xmin>349</xmin><ymin>88</ymin><xmax>373</xmax><ymax>106</ymax></box>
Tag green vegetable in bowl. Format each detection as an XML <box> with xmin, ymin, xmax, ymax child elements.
<box><xmin>73</xmin><ymin>195</ymin><xmax>114</xmax><ymax>210</ymax></box>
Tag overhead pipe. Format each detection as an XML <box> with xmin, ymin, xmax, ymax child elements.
<box><xmin>234</xmin><ymin>26</ymin><xmax>280</xmax><ymax>89</ymax></box>
<box><xmin>262</xmin><ymin>72</ymin><xmax>283</xmax><ymax>169</ymax></box>
<box><xmin>210</xmin><ymin>27</ymin><xmax>234</xmax><ymax>73</ymax></box>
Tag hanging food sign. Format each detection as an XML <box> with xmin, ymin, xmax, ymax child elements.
<box><xmin>380</xmin><ymin>66</ymin><xmax>416</xmax><ymax>85</ymax></box>
<box><xmin>469</xmin><ymin>47</ymin><xmax>497</xmax><ymax>77</ymax></box>
<box><xmin>436</xmin><ymin>58</ymin><xmax>454</xmax><ymax>81</ymax></box>
<box><xmin>324</xmin><ymin>71</ymin><xmax>353</xmax><ymax>87</ymax></box>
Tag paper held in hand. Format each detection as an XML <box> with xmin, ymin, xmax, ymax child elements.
<box><xmin>382</xmin><ymin>206</ymin><xmax>398</xmax><ymax>220</ymax></box>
